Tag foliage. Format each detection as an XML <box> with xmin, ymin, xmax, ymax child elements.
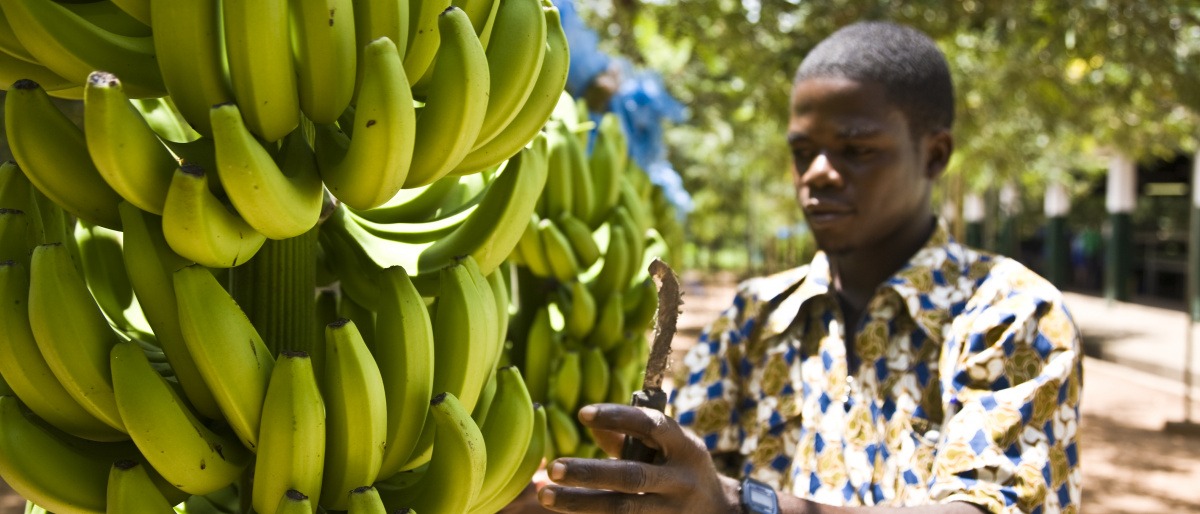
<box><xmin>575</xmin><ymin>0</ymin><xmax>1200</xmax><ymax>269</ymax></box>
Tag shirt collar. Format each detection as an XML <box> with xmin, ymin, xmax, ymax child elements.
<box><xmin>760</xmin><ymin>219</ymin><xmax>974</xmax><ymax>345</ymax></box>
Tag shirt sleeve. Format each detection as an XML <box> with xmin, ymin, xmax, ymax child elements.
<box><xmin>669</xmin><ymin>286</ymin><xmax>757</xmax><ymax>458</ymax></box>
<box><xmin>930</xmin><ymin>269</ymin><xmax>1084</xmax><ymax>514</ymax></box>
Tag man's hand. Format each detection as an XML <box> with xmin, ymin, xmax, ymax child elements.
<box><xmin>537</xmin><ymin>404</ymin><xmax>742</xmax><ymax>513</ymax></box>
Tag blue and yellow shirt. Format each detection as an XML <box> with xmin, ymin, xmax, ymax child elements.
<box><xmin>670</xmin><ymin>223</ymin><xmax>1083</xmax><ymax>513</ymax></box>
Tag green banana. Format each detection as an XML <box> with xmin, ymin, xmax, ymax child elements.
<box><xmin>4</xmin><ymin>80</ymin><xmax>123</xmax><ymax>229</ymax></box>
<box><xmin>346</xmin><ymin>486</ymin><xmax>388</xmax><ymax>514</ymax></box>
<box><xmin>133</xmin><ymin>96</ymin><xmax>203</xmax><ymax>143</ymax></box>
<box><xmin>118</xmin><ymin>203</ymin><xmax>222</xmax><ymax>420</ymax></box>
<box><xmin>83</xmin><ymin>71</ymin><xmax>178</xmax><ymax>215</ymax></box>
<box><xmin>557</xmin><ymin>212</ymin><xmax>601</xmax><ymax>269</ymax></box>
<box><xmin>150</xmin><ymin>0</ymin><xmax>232</xmax><ymax>135</ymax></box>
<box><xmin>469</xmin><ymin>403</ymin><xmax>546</xmax><ymax>514</ymax></box>
<box><xmin>0</xmin><ymin>50</ymin><xmax>73</xmax><ymax>92</ymax></box>
<box><xmin>222</xmin><ymin>0</ymin><xmax>299</xmax><ymax>141</ymax></box>
<box><xmin>0</xmin><ymin>396</ymin><xmax>134</xmax><ymax>514</ymax></box>
<box><xmin>549</xmin><ymin>350</ymin><xmax>582</xmax><ymax>412</ymax></box>
<box><xmin>336</xmin><ymin>291</ymin><xmax>377</xmax><ymax>353</ymax></box>
<box><xmin>580</xmin><ymin>346</ymin><xmax>611</xmax><ymax>406</ymax></box>
<box><xmin>0</xmin><ymin>0</ymin><xmax>165</xmax><ymax>96</ymax></box>
<box><xmin>105</xmin><ymin>460</ymin><xmax>176</xmax><ymax>514</ymax></box>
<box><xmin>378</xmin><ymin>393</ymin><xmax>486</xmax><ymax>514</ymax></box>
<box><xmin>463</xmin><ymin>254</ymin><xmax>502</xmax><ymax>389</ymax></box>
<box><xmin>401</xmin><ymin>0</ymin><xmax>450</xmax><ymax>89</ymax></box>
<box><xmin>470</xmin><ymin>369</ymin><xmax>499</xmax><ymax>427</ymax></box>
<box><xmin>522</xmin><ymin>304</ymin><xmax>555</xmax><ymax>403</ymax></box>
<box><xmin>538</xmin><ymin>217</ymin><xmax>580</xmax><ymax>282</ymax></box>
<box><xmin>346</xmin><ymin>200</ymin><xmax>481</xmax><ymax>244</ymax></box>
<box><xmin>161</xmin><ymin>163</ymin><xmax>267</xmax><ymax>268</ymax></box>
<box><xmin>468</xmin><ymin>0</ymin><xmax>546</xmax><ymax>151</ymax></box>
<box><xmin>57</xmin><ymin>1</ymin><xmax>150</xmax><ymax>38</ymax></box>
<box><xmin>587</xmin><ymin>290</ymin><xmax>625</xmax><ymax>351</ymax></box>
<box><xmin>586</xmin><ymin>113</ymin><xmax>627</xmax><ymax>227</ymax></box>
<box><xmin>212</xmin><ymin>104</ymin><xmax>324</xmax><ymax>239</ymax></box>
<box><xmin>588</xmin><ymin>223</ymin><xmax>630</xmax><ymax>302</ymax></box>
<box><xmin>487</xmin><ymin>260</ymin><xmax>513</xmax><ymax>364</ymax></box>
<box><xmin>348</xmin><ymin>173</ymin><xmax>478</xmax><ymax>225</ymax></box>
<box><xmin>276</xmin><ymin>489</ymin><xmax>315</xmax><ymax>514</ymax></box>
<box><xmin>452</xmin><ymin>1</ymin><xmax>568</xmax><ymax>174</ymax></box>
<box><xmin>540</xmin><ymin>122</ymin><xmax>574</xmax><ymax>220</ymax></box>
<box><xmin>352</xmin><ymin>0</ymin><xmax>408</xmax><ymax>99</ymax></box>
<box><xmin>321</xmin><ymin>319</ymin><xmax>388</xmax><ymax>510</ymax></box>
<box><xmin>515</xmin><ymin>213</ymin><xmax>553</xmax><ymax>278</ymax></box>
<box><xmin>374</xmin><ymin>266</ymin><xmax>435</xmax><ymax>480</ymax></box>
<box><xmin>291</xmin><ymin>0</ymin><xmax>356</xmax><ymax>123</ymax></box>
<box><xmin>253</xmin><ymin>351</ymin><xmax>326</xmax><ymax>514</ymax></box>
<box><xmin>0</xmin><ymin>262</ymin><xmax>126</xmax><ymax>442</ymax></box>
<box><xmin>564</xmin><ymin>279</ymin><xmax>596</xmax><ymax>341</ymax></box>
<box><xmin>430</xmin><ymin>258</ymin><xmax>493</xmax><ymax>416</ymax></box>
<box><xmin>107</xmin><ymin>0</ymin><xmax>149</xmax><ymax>24</ymax></box>
<box><xmin>321</xmin><ymin>134</ymin><xmax>548</xmax><ymax>282</ymax></box>
<box><xmin>415</xmin><ymin>134</ymin><xmax>549</xmax><ymax>276</ymax></box>
<box><xmin>28</xmin><ymin>243</ymin><xmax>127</xmax><ymax>434</ymax></box>
<box><xmin>315</xmin><ymin>36</ymin><xmax>416</xmax><ymax>210</ymax></box>
<box><xmin>560</xmin><ymin>122</ymin><xmax>596</xmax><ymax>223</ymax></box>
<box><xmin>473</xmin><ymin>366</ymin><xmax>535</xmax><ymax>507</ymax></box>
<box><xmin>624</xmin><ymin>277</ymin><xmax>659</xmax><ymax>333</ymax></box>
<box><xmin>545</xmin><ymin>402</ymin><xmax>579</xmax><ymax>458</ymax></box>
<box><xmin>110</xmin><ymin>339</ymin><xmax>250</xmax><ymax>495</ymax></box>
<box><xmin>73</xmin><ymin>221</ymin><xmax>150</xmax><ymax>337</ymax></box>
<box><xmin>0</xmin><ymin>5</ymin><xmax>37</xmax><ymax>62</ymax></box>
<box><xmin>402</xmin><ymin>6</ymin><xmax>490</xmax><ymax>188</ymax></box>
<box><xmin>174</xmin><ymin>264</ymin><xmax>276</xmax><ymax>451</ymax></box>
<box><xmin>0</xmin><ymin>208</ymin><xmax>35</xmax><ymax>266</ymax></box>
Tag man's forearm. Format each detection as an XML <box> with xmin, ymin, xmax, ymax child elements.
<box><xmin>778</xmin><ymin>495</ymin><xmax>988</xmax><ymax>514</ymax></box>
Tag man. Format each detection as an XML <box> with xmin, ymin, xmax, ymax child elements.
<box><xmin>532</xmin><ymin>21</ymin><xmax>1083</xmax><ymax>514</ymax></box>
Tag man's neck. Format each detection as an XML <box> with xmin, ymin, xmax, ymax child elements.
<box><xmin>828</xmin><ymin>217</ymin><xmax>935</xmax><ymax>315</ymax></box>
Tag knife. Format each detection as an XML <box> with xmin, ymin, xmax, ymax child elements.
<box><xmin>620</xmin><ymin>258</ymin><xmax>682</xmax><ymax>463</ymax></box>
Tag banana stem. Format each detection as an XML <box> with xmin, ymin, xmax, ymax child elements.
<box><xmin>230</xmin><ymin>227</ymin><xmax>319</xmax><ymax>369</ymax></box>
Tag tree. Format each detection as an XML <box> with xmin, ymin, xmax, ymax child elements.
<box><xmin>574</xmin><ymin>0</ymin><xmax>1200</xmax><ymax>268</ymax></box>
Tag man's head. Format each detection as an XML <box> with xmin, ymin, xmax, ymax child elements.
<box><xmin>788</xmin><ymin>21</ymin><xmax>954</xmax><ymax>256</ymax></box>
<box><xmin>794</xmin><ymin>21</ymin><xmax>954</xmax><ymax>137</ymax></box>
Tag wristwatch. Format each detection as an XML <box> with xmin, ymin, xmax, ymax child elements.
<box><xmin>739</xmin><ymin>478</ymin><xmax>779</xmax><ymax>514</ymax></box>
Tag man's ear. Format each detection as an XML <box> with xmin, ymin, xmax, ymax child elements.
<box><xmin>923</xmin><ymin>130</ymin><xmax>953</xmax><ymax>179</ymax></box>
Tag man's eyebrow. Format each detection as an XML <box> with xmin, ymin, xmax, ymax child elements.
<box><xmin>837</xmin><ymin>125</ymin><xmax>885</xmax><ymax>138</ymax></box>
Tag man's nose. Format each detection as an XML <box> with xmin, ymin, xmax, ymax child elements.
<box><xmin>800</xmin><ymin>153</ymin><xmax>843</xmax><ymax>188</ymax></box>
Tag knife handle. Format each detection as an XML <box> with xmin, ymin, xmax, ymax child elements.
<box><xmin>620</xmin><ymin>389</ymin><xmax>668</xmax><ymax>463</ymax></box>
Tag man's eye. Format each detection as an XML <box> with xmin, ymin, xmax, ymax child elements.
<box><xmin>792</xmin><ymin>148</ymin><xmax>815</xmax><ymax>164</ymax></box>
<box><xmin>844</xmin><ymin>146</ymin><xmax>875</xmax><ymax>158</ymax></box>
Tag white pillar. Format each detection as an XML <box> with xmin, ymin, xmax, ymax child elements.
<box><xmin>1045</xmin><ymin>182</ymin><xmax>1070</xmax><ymax>217</ymax></box>
<box><xmin>964</xmin><ymin>193</ymin><xmax>986</xmax><ymax>223</ymax></box>
<box><xmin>1000</xmin><ymin>182</ymin><xmax>1020</xmax><ymax>216</ymax></box>
<box><xmin>1107</xmin><ymin>154</ymin><xmax>1137</xmax><ymax>214</ymax></box>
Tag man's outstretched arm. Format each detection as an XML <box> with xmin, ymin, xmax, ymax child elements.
<box><xmin>536</xmin><ymin>404</ymin><xmax>988</xmax><ymax>514</ymax></box>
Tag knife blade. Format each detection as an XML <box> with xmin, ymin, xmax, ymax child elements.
<box><xmin>620</xmin><ymin>258</ymin><xmax>682</xmax><ymax>463</ymax></box>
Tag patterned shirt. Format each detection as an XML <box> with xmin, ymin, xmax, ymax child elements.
<box><xmin>670</xmin><ymin>223</ymin><xmax>1083</xmax><ymax>513</ymax></box>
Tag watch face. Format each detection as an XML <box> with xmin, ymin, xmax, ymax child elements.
<box><xmin>742</xmin><ymin>480</ymin><xmax>778</xmax><ymax>514</ymax></box>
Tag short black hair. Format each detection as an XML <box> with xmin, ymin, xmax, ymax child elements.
<box><xmin>794</xmin><ymin>21</ymin><xmax>954</xmax><ymax>137</ymax></box>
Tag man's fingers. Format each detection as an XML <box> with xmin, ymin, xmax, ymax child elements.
<box><xmin>589</xmin><ymin>427</ymin><xmax>625</xmax><ymax>457</ymax></box>
<box><xmin>578</xmin><ymin>404</ymin><xmax>688</xmax><ymax>458</ymax></box>
<box><xmin>538</xmin><ymin>485</ymin><xmax>673</xmax><ymax>514</ymax></box>
<box><xmin>547</xmin><ymin>457</ymin><xmax>673</xmax><ymax>494</ymax></box>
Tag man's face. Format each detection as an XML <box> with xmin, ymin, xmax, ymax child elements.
<box><xmin>788</xmin><ymin>76</ymin><xmax>943</xmax><ymax>255</ymax></box>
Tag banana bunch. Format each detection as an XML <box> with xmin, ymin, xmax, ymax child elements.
<box><xmin>1</xmin><ymin>0</ymin><xmax>568</xmax><ymax>252</ymax></box>
<box><xmin>0</xmin><ymin>0</ymin><xmax>592</xmax><ymax>510</ymax></box>
<box><xmin>503</xmin><ymin>95</ymin><xmax>683</xmax><ymax>460</ymax></box>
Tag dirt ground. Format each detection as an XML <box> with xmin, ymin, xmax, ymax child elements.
<box><xmin>3</xmin><ymin>273</ymin><xmax>1199</xmax><ymax>513</ymax></box>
